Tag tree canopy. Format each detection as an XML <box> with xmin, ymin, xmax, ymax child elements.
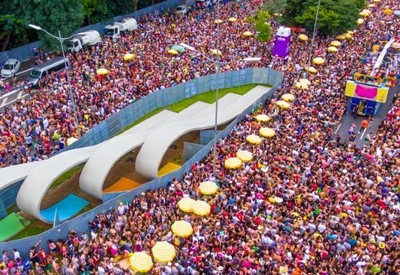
<box><xmin>247</xmin><ymin>11</ymin><xmax>272</xmax><ymax>42</ymax></box>
<box><xmin>0</xmin><ymin>0</ymin><xmax>157</xmax><ymax>51</ymax></box>
<box><xmin>263</xmin><ymin>0</ymin><xmax>361</xmax><ymax>36</ymax></box>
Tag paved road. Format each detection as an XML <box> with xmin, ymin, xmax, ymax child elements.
<box><xmin>0</xmin><ymin>89</ymin><xmax>30</xmax><ymax>110</ymax></box>
<box><xmin>335</xmin><ymin>81</ymin><xmax>399</xmax><ymax>147</ymax></box>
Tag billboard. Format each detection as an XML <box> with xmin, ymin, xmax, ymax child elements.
<box><xmin>344</xmin><ymin>80</ymin><xmax>389</xmax><ymax>103</ymax></box>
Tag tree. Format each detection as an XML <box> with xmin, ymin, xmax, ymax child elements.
<box><xmin>247</xmin><ymin>11</ymin><xmax>272</xmax><ymax>42</ymax></box>
<box><xmin>82</xmin><ymin>0</ymin><xmax>112</xmax><ymax>25</ymax></box>
<box><xmin>284</xmin><ymin>0</ymin><xmax>359</xmax><ymax>36</ymax></box>
<box><xmin>262</xmin><ymin>0</ymin><xmax>287</xmax><ymax>16</ymax></box>
<box><xmin>11</xmin><ymin>0</ymin><xmax>84</xmax><ymax>51</ymax></box>
<box><xmin>353</xmin><ymin>0</ymin><xmax>366</xmax><ymax>9</ymax></box>
<box><xmin>0</xmin><ymin>1</ymin><xmax>29</xmax><ymax>51</ymax></box>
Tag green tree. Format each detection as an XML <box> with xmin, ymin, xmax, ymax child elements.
<box><xmin>11</xmin><ymin>0</ymin><xmax>84</xmax><ymax>51</ymax></box>
<box><xmin>354</xmin><ymin>0</ymin><xmax>366</xmax><ymax>9</ymax></box>
<box><xmin>262</xmin><ymin>0</ymin><xmax>287</xmax><ymax>16</ymax></box>
<box><xmin>0</xmin><ymin>1</ymin><xmax>29</xmax><ymax>51</ymax></box>
<box><xmin>82</xmin><ymin>0</ymin><xmax>112</xmax><ymax>25</ymax></box>
<box><xmin>248</xmin><ymin>11</ymin><xmax>272</xmax><ymax>42</ymax></box>
<box><xmin>284</xmin><ymin>0</ymin><xmax>359</xmax><ymax>36</ymax></box>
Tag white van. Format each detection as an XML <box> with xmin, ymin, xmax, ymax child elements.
<box><xmin>28</xmin><ymin>57</ymin><xmax>70</xmax><ymax>87</ymax></box>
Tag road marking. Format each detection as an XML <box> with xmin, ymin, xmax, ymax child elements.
<box><xmin>334</xmin><ymin>123</ymin><xmax>342</xmax><ymax>134</ymax></box>
<box><xmin>17</xmin><ymin>90</ymin><xmax>24</xmax><ymax>99</ymax></box>
<box><xmin>360</xmin><ymin>128</ymin><xmax>367</xmax><ymax>139</ymax></box>
<box><xmin>16</xmin><ymin>68</ymin><xmax>33</xmax><ymax>76</ymax></box>
<box><xmin>0</xmin><ymin>97</ymin><xmax>8</xmax><ymax>107</ymax></box>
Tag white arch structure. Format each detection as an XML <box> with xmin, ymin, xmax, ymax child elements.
<box><xmin>0</xmin><ymin>85</ymin><xmax>270</xmax><ymax>223</ymax></box>
<box><xmin>136</xmin><ymin>85</ymin><xmax>270</xmax><ymax>179</ymax></box>
<box><xmin>79</xmin><ymin>102</ymin><xmax>210</xmax><ymax>199</ymax></box>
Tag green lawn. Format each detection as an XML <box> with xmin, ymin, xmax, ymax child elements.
<box><xmin>9</xmin><ymin>223</ymin><xmax>49</xmax><ymax>241</ymax></box>
<box><xmin>49</xmin><ymin>164</ymin><xmax>85</xmax><ymax>190</ymax></box>
<box><xmin>116</xmin><ymin>84</ymin><xmax>266</xmax><ymax>135</ymax></box>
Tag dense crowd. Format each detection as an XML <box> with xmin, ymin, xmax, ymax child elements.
<box><xmin>0</xmin><ymin>0</ymin><xmax>400</xmax><ymax>274</ymax></box>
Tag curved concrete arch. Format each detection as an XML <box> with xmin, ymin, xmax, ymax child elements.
<box><xmin>80</xmin><ymin>103</ymin><xmax>211</xmax><ymax>199</ymax></box>
<box><xmin>16</xmin><ymin>146</ymin><xmax>98</xmax><ymax>222</ymax></box>
<box><xmin>0</xmin><ymin>162</ymin><xmax>39</xmax><ymax>191</ymax></box>
<box><xmin>136</xmin><ymin>86</ymin><xmax>270</xmax><ymax>179</ymax></box>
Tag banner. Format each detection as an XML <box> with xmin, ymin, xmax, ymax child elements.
<box><xmin>344</xmin><ymin>80</ymin><xmax>389</xmax><ymax>103</ymax></box>
<box><xmin>272</xmin><ymin>35</ymin><xmax>291</xmax><ymax>58</ymax></box>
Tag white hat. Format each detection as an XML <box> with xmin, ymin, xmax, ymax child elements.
<box><xmin>218</xmin><ymin>266</ymin><xmax>224</xmax><ymax>271</ymax></box>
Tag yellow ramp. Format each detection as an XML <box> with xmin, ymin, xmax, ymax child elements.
<box><xmin>158</xmin><ymin>162</ymin><xmax>181</xmax><ymax>177</ymax></box>
<box><xmin>103</xmin><ymin>177</ymin><xmax>141</xmax><ymax>193</ymax></box>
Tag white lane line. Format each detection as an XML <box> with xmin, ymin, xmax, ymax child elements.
<box><xmin>0</xmin><ymin>97</ymin><xmax>8</xmax><ymax>107</ymax></box>
<box><xmin>334</xmin><ymin>123</ymin><xmax>342</xmax><ymax>134</ymax></box>
<box><xmin>17</xmin><ymin>90</ymin><xmax>24</xmax><ymax>99</ymax></box>
<box><xmin>16</xmin><ymin>68</ymin><xmax>33</xmax><ymax>76</ymax></box>
<box><xmin>360</xmin><ymin>128</ymin><xmax>367</xmax><ymax>139</ymax></box>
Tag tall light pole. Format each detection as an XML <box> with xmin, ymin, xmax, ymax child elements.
<box><xmin>306</xmin><ymin>0</ymin><xmax>321</xmax><ymax>78</ymax></box>
<box><xmin>28</xmin><ymin>24</ymin><xmax>81</xmax><ymax>138</ymax></box>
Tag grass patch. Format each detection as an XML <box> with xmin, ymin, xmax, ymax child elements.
<box><xmin>9</xmin><ymin>223</ymin><xmax>50</xmax><ymax>241</ymax></box>
<box><xmin>115</xmin><ymin>84</ymin><xmax>266</xmax><ymax>135</ymax></box>
<box><xmin>50</xmin><ymin>164</ymin><xmax>85</xmax><ymax>190</ymax></box>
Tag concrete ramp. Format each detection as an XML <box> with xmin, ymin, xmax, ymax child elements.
<box><xmin>16</xmin><ymin>146</ymin><xmax>98</xmax><ymax>223</ymax></box>
<box><xmin>135</xmin><ymin>86</ymin><xmax>270</xmax><ymax>179</ymax></box>
<box><xmin>80</xmin><ymin>102</ymin><xmax>211</xmax><ymax>199</ymax></box>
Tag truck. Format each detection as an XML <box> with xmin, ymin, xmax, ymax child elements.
<box><xmin>68</xmin><ymin>30</ymin><xmax>101</xmax><ymax>52</ymax></box>
<box><xmin>104</xmin><ymin>18</ymin><xmax>138</xmax><ymax>40</ymax></box>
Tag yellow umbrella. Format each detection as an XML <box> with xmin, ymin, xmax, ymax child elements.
<box><xmin>347</xmin><ymin>30</ymin><xmax>355</xmax><ymax>35</ymax></box>
<box><xmin>192</xmin><ymin>200</ymin><xmax>211</xmax><ymax>216</ymax></box>
<box><xmin>359</xmin><ymin>11</ymin><xmax>369</xmax><ymax>17</ymax></box>
<box><xmin>224</xmin><ymin>157</ymin><xmax>242</xmax><ymax>169</ymax></box>
<box><xmin>228</xmin><ymin>17</ymin><xmax>237</xmax><ymax>22</ymax></box>
<box><xmin>362</xmin><ymin>9</ymin><xmax>371</xmax><ymax>15</ymax></box>
<box><xmin>299</xmin><ymin>78</ymin><xmax>311</xmax><ymax>85</ymax></box>
<box><xmin>198</xmin><ymin>181</ymin><xmax>218</xmax><ymax>195</ymax></box>
<box><xmin>313</xmin><ymin>57</ymin><xmax>325</xmax><ymax>65</ymax></box>
<box><xmin>344</xmin><ymin>33</ymin><xmax>352</xmax><ymax>39</ymax></box>
<box><xmin>383</xmin><ymin>9</ymin><xmax>393</xmax><ymax>15</ymax></box>
<box><xmin>259</xmin><ymin>127</ymin><xmax>275</xmax><ymax>138</ymax></box>
<box><xmin>246</xmin><ymin>134</ymin><xmax>262</xmax><ymax>145</ymax></box>
<box><xmin>67</xmin><ymin>137</ymin><xmax>78</xmax><ymax>146</ymax></box>
<box><xmin>243</xmin><ymin>31</ymin><xmax>253</xmax><ymax>37</ymax></box>
<box><xmin>276</xmin><ymin>100</ymin><xmax>291</xmax><ymax>109</ymax></box>
<box><xmin>171</xmin><ymin>220</ymin><xmax>193</xmax><ymax>237</ymax></box>
<box><xmin>368</xmin><ymin>4</ymin><xmax>375</xmax><ymax>8</ymax></box>
<box><xmin>357</xmin><ymin>18</ymin><xmax>365</xmax><ymax>25</ymax></box>
<box><xmin>255</xmin><ymin>114</ymin><xmax>271</xmax><ymax>122</ymax></box>
<box><xmin>281</xmin><ymin>93</ymin><xmax>295</xmax><ymax>102</ymax></box>
<box><xmin>373</xmin><ymin>0</ymin><xmax>381</xmax><ymax>2</ymax></box>
<box><xmin>123</xmin><ymin>53</ymin><xmax>135</xmax><ymax>61</ymax></box>
<box><xmin>130</xmin><ymin>252</ymin><xmax>153</xmax><ymax>273</ymax></box>
<box><xmin>330</xmin><ymin>40</ymin><xmax>341</xmax><ymax>47</ymax></box>
<box><xmin>177</xmin><ymin>197</ymin><xmax>195</xmax><ymax>212</ymax></box>
<box><xmin>168</xmin><ymin>49</ymin><xmax>179</xmax><ymax>55</ymax></box>
<box><xmin>298</xmin><ymin>34</ymin><xmax>308</xmax><ymax>41</ymax></box>
<box><xmin>328</xmin><ymin>46</ymin><xmax>338</xmax><ymax>53</ymax></box>
<box><xmin>336</xmin><ymin>34</ymin><xmax>346</xmax><ymax>40</ymax></box>
<box><xmin>236</xmin><ymin>150</ymin><xmax>253</xmax><ymax>162</ymax></box>
<box><xmin>210</xmin><ymin>49</ymin><xmax>222</xmax><ymax>56</ymax></box>
<box><xmin>96</xmin><ymin>68</ymin><xmax>109</xmax><ymax>75</ymax></box>
<box><xmin>214</xmin><ymin>19</ymin><xmax>223</xmax><ymax>24</ymax></box>
<box><xmin>295</xmin><ymin>82</ymin><xmax>309</xmax><ymax>90</ymax></box>
<box><xmin>306</xmin><ymin>66</ymin><xmax>317</xmax><ymax>74</ymax></box>
<box><xmin>152</xmin><ymin>241</ymin><xmax>176</xmax><ymax>264</ymax></box>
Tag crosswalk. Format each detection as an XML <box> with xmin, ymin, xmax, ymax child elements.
<box><xmin>0</xmin><ymin>89</ymin><xmax>27</xmax><ymax>108</ymax></box>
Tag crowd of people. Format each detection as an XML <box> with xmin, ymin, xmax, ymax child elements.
<box><xmin>0</xmin><ymin>0</ymin><xmax>399</xmax><ymax>274</ymax></box>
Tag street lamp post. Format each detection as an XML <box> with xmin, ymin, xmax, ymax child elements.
<box><xmin>28</xmin><ymin>24</ymin><xmax>81</xmax><ymax>138</ymax></box>
<box><xmin>179</xmin><ymin>47</ymin><xmax>260</xmax><ymax>178</ymax></box>
<box><xmin>306</xmin><ymin>0</ymin><xmax>321</xmax><ymax>78</ymax></box>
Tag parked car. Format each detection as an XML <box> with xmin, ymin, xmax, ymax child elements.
<box><xmin>176</xmin><ymin>5</ymin><xmax>187</xmax><ymax>14</ymax></box>
<box><xmin>1</xmin><ymin>58</ymin><xmax>21</xmax><ymax>78</ymax></box>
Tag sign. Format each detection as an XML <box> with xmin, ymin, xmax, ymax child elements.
<box><xmin>344</xmin><ymin>80</ymin><xmax>389</xmax><ymax>103</ymax></box>
<box><xmin>272</xmin><ymin>27</ymin><xmax>291</xmax><ymax>58</ymax></box>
